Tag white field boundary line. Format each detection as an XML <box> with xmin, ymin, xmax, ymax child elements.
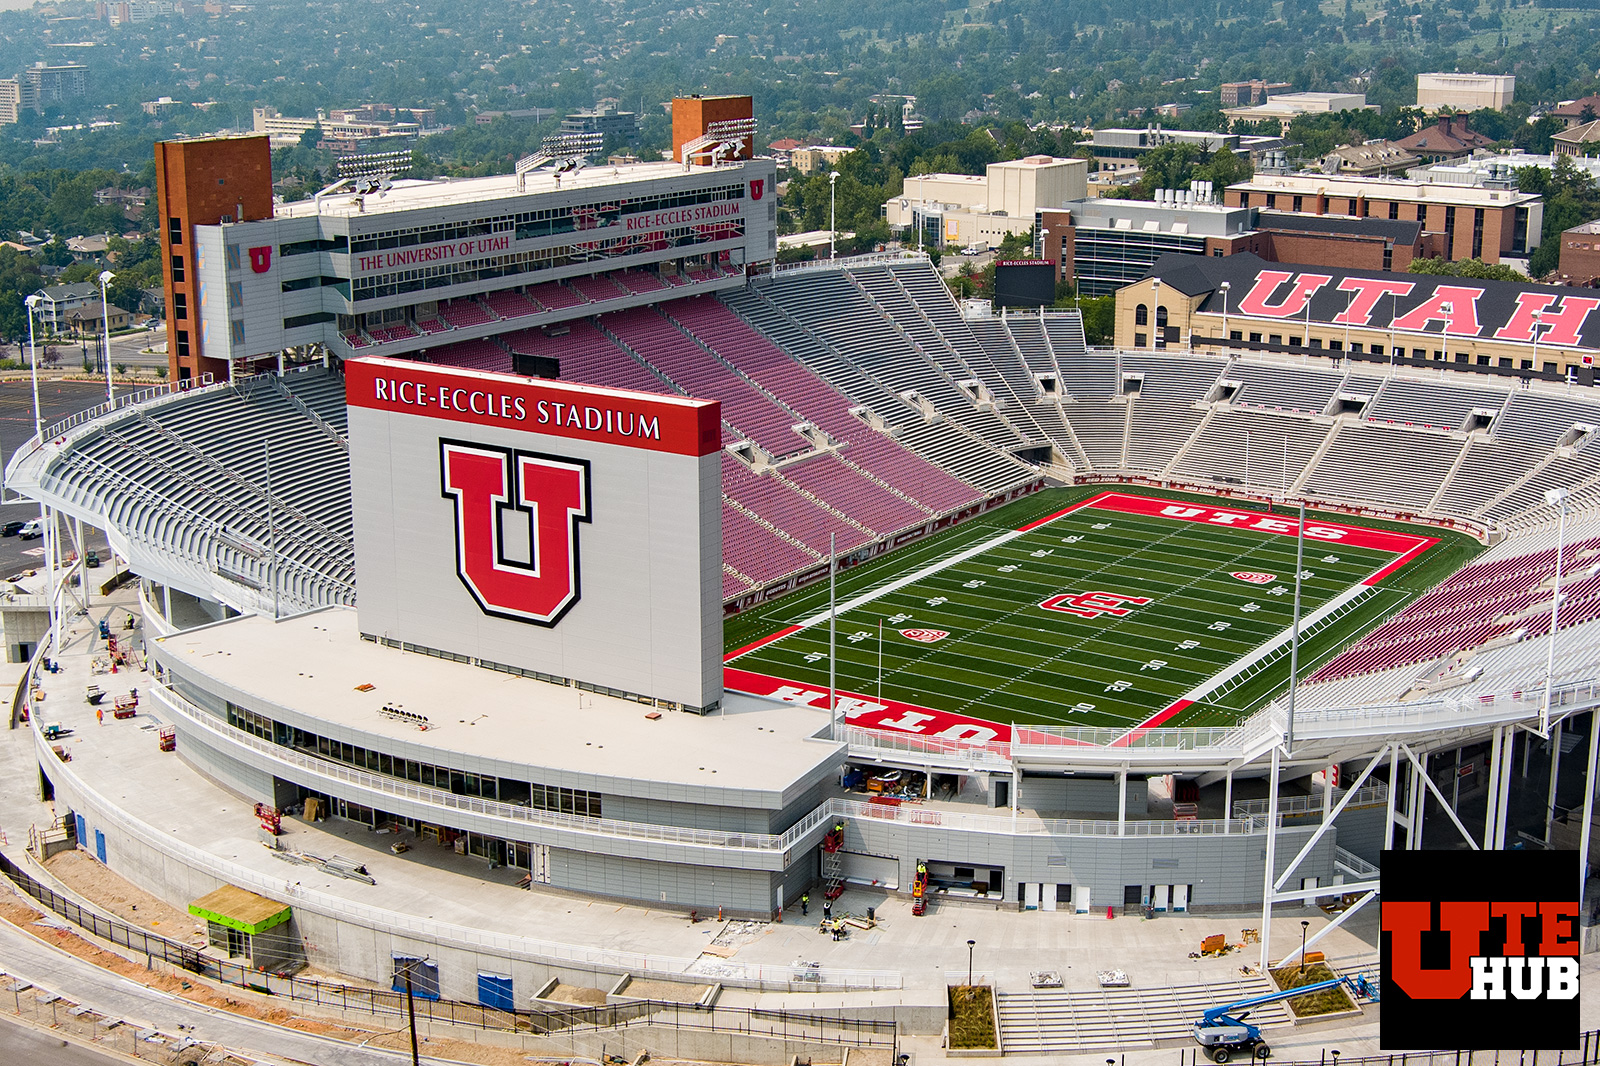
<box><xmin>1114</xmin><ymin>539</ymin><xmax>1429</xmax><ymax>740</ymax></box>
<box><xmin>733</xmin><ymin>493</ymin><xmax>1116</xmax><ymax>647</ymax></box>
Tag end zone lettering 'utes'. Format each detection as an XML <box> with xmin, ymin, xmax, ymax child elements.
<box><xmin>346</xmin><ymin>357</ymin><xmax>725</xmax><ymax>713</ymax></box>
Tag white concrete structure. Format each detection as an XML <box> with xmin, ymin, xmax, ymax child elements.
<box><xmin>1223</xmin><ymin>92</ymin><xmax>1371</xmax><ymax>129</ymax></box>
<box><xmin>1417</xmin><ymin>72</ymin><xmax>1514</xmax><ymax>113</ymax></box>
<box><xmin>883</xmin><ymin>155</ymin><xmax>1088</xmax><ymax>249</ymax></box>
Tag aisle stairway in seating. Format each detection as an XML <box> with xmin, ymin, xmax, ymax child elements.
<box><xmin>996</xmin><ymin>977</ymin><xmax>1289</xmax><ymax>1054</ymax></box>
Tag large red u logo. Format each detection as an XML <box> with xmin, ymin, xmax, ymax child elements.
<box><xmin>440</xmin><ymin>441</ymin><xmax>590</xmax><ymax>627</ymax></box>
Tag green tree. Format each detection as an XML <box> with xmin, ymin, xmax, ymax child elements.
<box><xmin>1407</xmin><ymin>256</ymin><xmax>1526</xmax><ymax>282</ymax></box>
<box><xmin>1079</xmin><ymin>295</ymin><xmax>1117</xmax><ymax>345</ymax></box>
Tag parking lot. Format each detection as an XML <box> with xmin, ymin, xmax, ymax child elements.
<box><xmin>0</xmin><ymin>378</ymin><xmax>115</xmax><ymax>579</ymax></box>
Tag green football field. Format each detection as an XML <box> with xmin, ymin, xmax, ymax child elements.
<box><xmin>724</xmin><ymin>487</ymin><xmax>1484</xmax><ymax>733</ymax></box>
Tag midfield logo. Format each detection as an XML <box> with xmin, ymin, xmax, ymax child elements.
<box><xmin>1380</xmin><ymin>850</ymin><xmax>1580</xmax><ymax>1050</ymax></box>
<box><xmin>1038</xmin><ymin>590</ymin><xmax>1152</xmax><ymax>619</ymax></box>
<box><xmin>1230</xmin><ymin>571</ymin><xmax>1276</xmax><ymax>584</ymax></box>
<box><xmin>439</xmin><ymin>440</ymin><xmax>591</xmax><ymax>627</ymax></box>
<box><xmin>899</xmin><ymin>628</ymin><xmax>948</xmax><ymax>643</ymax></box>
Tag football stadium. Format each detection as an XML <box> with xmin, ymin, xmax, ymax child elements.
<box><xmin>6</xmin><ymin>98</ymin><xmax>1600</xmax><ymax>1046</ymax></box>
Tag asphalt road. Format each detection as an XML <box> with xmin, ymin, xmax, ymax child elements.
<box><xmin>0</xmin><ymin>1013</ymin><xmax>127</xmax><ymax>1065</ymax></box>
<box><xmin>0</xmin><ymin>379</ymin><xmax>118</xmax><ymax>580</ymax></box>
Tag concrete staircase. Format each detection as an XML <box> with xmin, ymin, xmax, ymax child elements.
<box><xmin>996</xmin><ymin>977</ymin><xmax>1289</xmax><ymax>1053</ymax></box>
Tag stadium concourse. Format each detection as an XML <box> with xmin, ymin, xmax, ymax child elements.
<box><xmin>7</xmin><ymin>245</ymin><xmax>1600</xmax><ymax>1053</ymax></box>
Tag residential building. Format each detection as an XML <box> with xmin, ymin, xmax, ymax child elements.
<box><xmin>33</xmin><ymin>281</ymin><xmax>107</xmax><ymax>333</ymax></box>
<box><xmin>1557</xmin><ymin>218</ymin><xmax>1600</xmax><ymax>284</ymax></box>
<box><xmin>559</xmin><ymin>106</ymin><xmax>639</xmax><ymax>139</ymax></box>
<box><xmin>1550</xmin><ymin>95</ymin><xmax>1600</xmax><ymax>129</ymax></box>
<box><xmin>65</xmin><ymin>234</ymin><xmax>111</xmax><ymax>261</ymax></box>
<box><xmin>1416</xmin><ymin>73</ymin><xmax>1514</xmax><ymax>112</ymax></box>
<box><xmin>24</xmin><ymin>63</ymin><xmax>87</xmax><ymax>106</ymax></box>
<box><xmin>1116</xmin><ymin>250</ymin><xmax>1600</xmax><ymax>383</ymax></box>
<box><xmin>1222</xmin><ymin>92</ymin><xmax>1371</xmax><ymax>130</ymax></box>
<box><xmin>1554</xmin><ymin>120</ymin><xmax>1600</xmax><ymax>158</ymax></box>
<box><xmin>1320</xmin><ymin>141</ymin><xmax>1420</xmax><ymax>177</ymax></box>
<box><xmin>790</xmin><ymin>145</ymin><xmax>854</xmax><ymax>175</ymax></box>
<box><xmin>142</xmin><ymin>96</ymin><xmax>179</xmax><ymax>117</ymax></box>
<box><xmin>1218</xmin><ymin>81</ymin><xmax>1292</xmax><ymax>108</ymax></box>
<box><xmin>62</xmin><ymin>305</ymin><xmax>130</xmax><ymax>335</ymax></box>
<box><xmin>766</xmin><ymin>137</ymin><xmax>802</xmax><ymax>168</ymax></box>
<box><xmin>1035</xmin><ymin>192</ymin><xmax>1422</xmax><ymax>297</ymax></box>
<box><xmin>1223</xmin><ymin>172</ymin><xmax>1542</xmax><ymax>263</ymax></box>
<box><xmin>0</xmin><ymin>78</ymin><xmax>37</xmax><ymax>125</ymax></box>
<box><xmin>1394</xmin><ymin>115</ymin><xmax>1496</xmax><ymax>164</ymax></box>
<box><xmin>882</xmin><ymin>156</ymin><xmax>1089</xmax><ymax>250</ymax></box>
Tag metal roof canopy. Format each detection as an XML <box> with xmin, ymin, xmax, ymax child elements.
<box><xmin>189</xmin><ymin>884</ymin><xmax>291</xmax><ymax>935</ymax></box>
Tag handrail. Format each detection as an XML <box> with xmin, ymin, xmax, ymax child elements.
<box><xmin>30</xmin><ymin>717</ymin><xmax>903</xmax><ymax>991</ymax></box>
<box><xmin>772</xmin><ymin>249</ymin><xmax>928</xmax><ymax>276</ymax></box>
<box><xmin>1233</xmin><ymin>783</ymin><xmax>1389</xmax><ymax>819</ymax></box>
<box><xmin>153</xmin><ymin>682</ymin><xmax>806</xmax><ymax>853</ymax></box>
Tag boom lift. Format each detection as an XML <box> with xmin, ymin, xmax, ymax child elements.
<box><xmin>1194</xmin><ymin>973</ymin><xmax>1377</xmax><ymax>1062</ymax></box>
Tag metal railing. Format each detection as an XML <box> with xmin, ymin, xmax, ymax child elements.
<box><xmin>773</xmin><ymin>249</ymin><xmax>928</xmax><ymax>276</ymax></box>
<box><xmin>0</xmin><ymin>852</ymin><xmax>896</xmax><ymax>1047</ymax></box>
<box><xmin>39</xmin><ymin>374</ymin><xmax>221</xmax><ymax>445</ymax></box>
<box><xmin>32</xmin><ymin>721</ymin><xmax>901</xmax><ymax>991</ymax></box>
<box><xmin>1233</xmin><ymin>782</ymin><xmax>1389</xmax><ymax>819</ymax></box>
<box><xmin>154</xmin><ymin>684</ymin><xmax>805</xmax><ymax>854</ymax></box>
<box><xmin>1267</xmin><ymin>1038</ymin><xmax>1600</xmax><ymax>1066</ymax></box>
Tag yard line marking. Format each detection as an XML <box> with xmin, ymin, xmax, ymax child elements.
<box><xmin>725</xmin><ymin>492</ymin><xmax>1116</xmax><ymax>659</ymax></box>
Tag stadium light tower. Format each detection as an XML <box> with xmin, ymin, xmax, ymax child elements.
<box><xmin>24</xmin><ymin>294</ymin><xmax>42</xmax><ymax>438</ymax></box>
<box><xmin>1532</xmin><ymin>309</ymin><xmax>1545</xmax><ymax>370</ymax></box>
<box><xmin>98</xmin><ymin>270</ymin><xmax>116</xmax><ymax>404</ymax></box>
<box><xmin>829</xmin><ymin>171</ymin><xmax>839</xmax><ymax>260</ymax></box>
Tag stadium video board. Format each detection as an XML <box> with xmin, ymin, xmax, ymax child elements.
<box><xmin>994</xmin><ymin>259</ymin><xmax>1056</xmax><ymax>308</ymax></box>
<box><xmin>346</xmin><ymin>357</ymin><xmax>725</xmax><ymax>712</ymax></box>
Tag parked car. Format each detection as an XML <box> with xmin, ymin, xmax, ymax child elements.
<box><xmin>0</xmin><ymin>521</ymin><xmax>24</xmax><ymax>537</ymax></box>
<box><xmin>17</xmin><ymin>519</ymin><xmax>43</xmax><ymax>540</ymax></box>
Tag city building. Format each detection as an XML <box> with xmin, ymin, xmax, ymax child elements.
<box><xmin>1075</xmin><ymin>126</ymin><xmax>1285</xmax><ymax>168</ymax></box>
<box><xmin>1115</xmin><ymin>249</ymin><xmax>1599</xmax><ymax>382</ymax></box>
<box><xmin>671</xmin><ymin>94</ymin><xmax>754</xmax><ymax>165</ymax></box>
<box><xmin>1415</xmin><ymin>73</ymin><xmax>1515</xmax><ymax>112</ymax></box>
<box><xmin>789</xmin><ymin>145</ymin><xmax>854</xmax><ymax>175</ymax></box>
<box><xmin>473</xmin><ymin>107</ymin><xmax>556</xmax><ymax>126</ymax></box>
<box><xmin>1554</xmin><ymin>120</ymin><xmax>1600</xmax><ymax>159</ymax></box>
<box><xmin>559</xmin><ymin>106</ymin><xmax>639</xmax><ymax>139</ymax></box>
<box><xmin>157</xmin><ymin>100</ymin><xmax>774</xmax><ymax>382</ymax></box>
<box><xmin>1036</xmin><ymin>192</ymin><xmax>1423</xmax><ymax>296</ymax></box>
<box><xmin>1319</xmin><ymin>141</ymin><xmax>1421</xmax><ymax>177</ymax></box>
<box><xmin>1222</xmin><ymin>92</ymin><xmax>1371</xmax><ymax>130</ymax></box>
<box><xmin>1394</xmin><ymin>115</ymin><xmax>1496</xmax><ymax>164</ymax></box>
<box><xmin>1223</xmin><ymin>172</ymin><xmax>1543</xmax><ymax>263</ymax></box>
<box><xmin>883</xmin><ymin>156</ymin><xmax>1088</xmax><ymax>250</ymax></box>
<box><xmin>141</xmin><ymin>96</ymin><xmax>179</xmax><ymax>117</ymax></box>
<box><xmin>24</xmin><ymin>63</ymin><xmax>88</xmax><ymax>106</ymax></box>
<box><xmin>0</xmin><ymin>77</ymin><xmax>37</xmax><ymax>125</ymax></box>
<box><xmin>1557</xmin><ymin>218</ymin><xmax>1600</xmax><ymax>284</ymax></box>
<box><xmin>250</xmin><ymin>106</ymin><xmax>430</xmax><ymax>151</ymax></box>
<box><xmin>1550</xmin><ymin>95</ymin><xmax>1600</xmax><ymax>129</ymax></box>
<box><xmin>1218</xmin><ymin>80</ymin><xmax>1292</xmax><ymax>107</ymax></box>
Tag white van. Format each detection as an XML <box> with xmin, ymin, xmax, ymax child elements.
<box><xmin>17</xmin><ymin>519</ymin><xmax>43</xmax><ymax>540</ymax></box>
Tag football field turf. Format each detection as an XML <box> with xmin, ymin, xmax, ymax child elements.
<box><xmin>725</xmin><ymin>487</ymin><xmax>1482</xmax><ymax>737</ymax></box>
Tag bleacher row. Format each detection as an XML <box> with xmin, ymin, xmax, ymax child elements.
<box><xmin>420</xmin><ymin>291</ymin><xmax>993</xmax><ymax>592</ymax></box>
<box><xmin>338</xmin><ymin>268</ymin><xmax>723</xmax><ymax>350</ymax></box>
<box><xmin>47</xmin><ymin>369</ymin><xmax>354</xmax><ymax>608</ymax></box>
<box><xmin>1309</xmin><ymin>536</ymin><xmax>1600</xmax><ymax>684</ymax></box>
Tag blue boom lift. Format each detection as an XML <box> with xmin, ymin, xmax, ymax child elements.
<box><xmin>1194</xmin><ymin>973</ymin><xmax>1378</xmax><ymax>1062</ymax></box>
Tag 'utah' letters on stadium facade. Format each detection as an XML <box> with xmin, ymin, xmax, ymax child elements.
<box><xmin>1232</xmin><ymin>269</ymin><xmax>1600</xmax><ymax>344</ymax></box>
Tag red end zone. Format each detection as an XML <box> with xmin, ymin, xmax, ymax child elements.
<box><xmin>724</xmin><ymin>492</ymin><xmax>1439</xmax><ymax>747</ymax></box>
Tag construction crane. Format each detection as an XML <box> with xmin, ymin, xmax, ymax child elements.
<box><xmin>1194</xmin><ymin>973</ymin><xmax>1377</xmax><ymax>1063</ymax></box>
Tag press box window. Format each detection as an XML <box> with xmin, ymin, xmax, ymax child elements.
<box><xmin>168</xmin><ymin>217</ymin><xmax>182</xmax><ymax>245</ymax></box>
<box><xmin>283</xmin><ymin>311</ymin><xmax>336</xmax><ymax>330</ymax></box>
<box><xmin>225</xmin><ymin>244</ymin><xmax>240</xmax><ymax>271</ymax></box>
<box><xmin>170</xmin><ymin>256</ymin><xmax>185</xmax><ymax>283</ymax></box>
<box><xmin>230</xmin><ymin>320</ymin><xmax>245</xmax><ymax>345</ymax></box>
<box><xmin>227</xmin><ymin>282</ymin><xmax>242</xmax><ymax>309</ymax></box>
<box><xmin>175</xmin><ymin>331</ymin><xmax>190</xmax><ymax>358</ymax></box>
<box><xmin>172</xmin><ymin>293</ymin><xmax>188</xmax><ymax>319</ymax></box>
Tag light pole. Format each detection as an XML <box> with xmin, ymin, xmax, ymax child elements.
<box><xmin>966</xmin><ymin>939</ymin><xmax>976</xmax><ymax>987</ymax></box>
<box><xmin>1219</xmin><ymin>280</ymin><xmax>1230</xmax><ymax>348</ymax></box>
<box><xmin>1542</xmin><ymin>487</ymin><xmax>1571</xmax><ymax>738</ymax></box>
<box><xmin>829</xmin><ymin>171</ymin><xmax>839</xmax><ymax>260</ymax></box>
<box><xmin>97</xmin><ymin>269</ymin><xmax>116</xmax><ymax>403</ymax></box>
<box><xmin>1303</xmin><ymin>293</ymin><xmax>1312</xmax><ymax>351</ymax></box>
<box><xmin>1389</xmin><ymin>291</ymin><xmax>1399</xmax><ymax>369</ymax></box>
<box><xmin>24</xmin><ymin>294</ymin><xmax>42</xmax><ymax>437</ymax></box>
<box><xmin>24</xmin><ymin>293</ymin><xmax>55</xmax><ymax>664</ymax></box>
<box><xmin>1244</xmin><ymin>430</ymin><xmax>1250</xmax><ymax>496</ymax></box>
<box><xmin>1532</xmin><ymin>309</ymin><xmax>1545</xmax><ymax>371</ymax></box>
<box><xmin>1151</xmin><ymin>277</ymin><xmax>1162</xmax><ymax>349</ymax></box>
<box><xmin>1299</xmin><ymin>920</ymin><xmax>1310</xmax><ymax>974</ymax></box>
